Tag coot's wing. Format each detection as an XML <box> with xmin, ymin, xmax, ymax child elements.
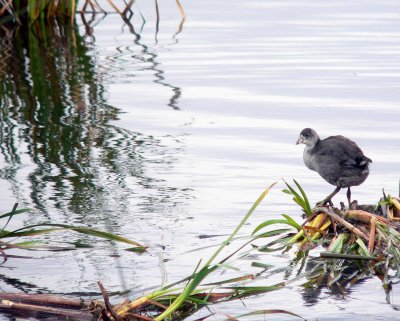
<box><xmin>317</xmin><ymin>135</ymin><xmax>369</xmax><ymax>168</ymax></box>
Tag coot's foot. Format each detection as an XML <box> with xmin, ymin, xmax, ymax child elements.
<box><xmin>316</xmin><ymin>199</ymin><xmax>333</xmax><ymax>207</ymax></box>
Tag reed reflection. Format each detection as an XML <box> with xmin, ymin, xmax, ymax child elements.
<box><xmin>87</xmin><ymin>10</ymin><xmax>183</xmax><ymax>110</ymax></box>
<box><xmin>0</xmin><ymin>20</ymin><xmax>188</xmax><ymax>228</ymax></box>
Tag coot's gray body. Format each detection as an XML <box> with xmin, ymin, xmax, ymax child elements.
<box><xmin>296</xmin><ymin>128</ymin><xmax>372</xmax><ymax>207</ymax></box>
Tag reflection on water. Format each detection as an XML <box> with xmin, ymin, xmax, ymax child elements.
<box><xmin>0</xmin><ymin>19</ymin><xmax>184</xmax><ymax>209</ymax></box>
<box><xmin>0</xmin><ymin>18</ymin><xmax>189</xmax><ymax>294</ymax></box>
<box><xmin>0</xmin><ymin>0</ymin><xmax>400</xmax><ymax>319</ymax></box>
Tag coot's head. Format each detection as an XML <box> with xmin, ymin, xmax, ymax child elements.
<box><xmin>296</xmin><ymin>128</ymin><xmax>319</xmax><ymax>147</ymax></box>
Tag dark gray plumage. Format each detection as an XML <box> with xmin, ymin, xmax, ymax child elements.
<box><xmin>296</xmin><ymin>128</ymin><xmax>372</xmax><ymax>207</ymax></box>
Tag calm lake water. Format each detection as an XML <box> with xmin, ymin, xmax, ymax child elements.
<box><xmin>0</xmin><ymin>0</ymin><xmax>400</xmax><ymax>320</ymax></box>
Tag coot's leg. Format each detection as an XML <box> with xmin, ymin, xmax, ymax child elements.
<box><xmin>346</xmin><ymin>187</ymin><xmax>351</xmax><ymax>209</ymax></box>
<box><xmin>317</xmin><ymin>186</ymin><xmax>341</xmax><ymax>206</ymax></box>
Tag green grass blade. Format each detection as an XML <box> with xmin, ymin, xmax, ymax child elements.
<box><xmin>204</xmin><ymin>274</ymin><xmax>256</xmax><ymax>286</ymax></box>
<box><xmin>356</xmin><ymin>238</ymin><xmax>370</xmax><ymax>256</ymax></box>
<box><xmin>255</xmin><ymin>228</ymin><xmax>292</xmax><ymax>239</ymax></box>
<box><xmin>234</xmin><ymin>309</ymin><xmax>305</xmax><ymax>320</ymax></box>
<box><xmin>281</xmin><ymin>214</ymin><xmax>301</xmax><ymax>230</ymax></box>
<box><xmin>252</xmin><ymin>219</ymin><xmax>295</xmax><ymax>235</ymax></box>
<box><xmin>293</xmin><ymin>179</ymin><xmax>312</xmax><ymax>215</ymax></box>
<box><xmin>284</xmin><ymin>179</ymin><xmax>302</xmax><ymax>201</ymax></box>
<box><xmin>1</xmin><ymin>228</ymin><xmax>61</xmax><ymax>238</ymax></box>
<box><xmin>283</xmin><ymin>179</ymin><xmax>313</xmax><ymax>216</ymax></box>
<box><xmin>0</xmin><ymin>223</ymin><xmax>146</xmax><ymax>248</ymax></box>
<box><xmin>226</xmin><ymin>283</ymin><xmax>286</xmax><ymax>300</ymax></box>
<box><xmin>154</xmin><ymin>183</ymin><xmax>277</xmax><ymax>321</ymax></box>
<box><xmin>1</xmin><ymin>203</ymin><xmax>19</xmax><ymax>231</ymax></box>
<box><xmin>9</xmin><ymin>240</ymin><xmax>44</xmax><ymax>249</ymax></box>
<box><xmin>0</xmin><ymin>207</ymin><xmax>31</xmax><ymax>220</ymax></box>
<box><xmin>329</xmin><ymin>234</ymin><xmax>348</xmax><ymax>253</ymax></box>
<box><xmin>282</xmin><ymin>189</ymin><xmax>292</xmax><ymax>195</ymax></box>
<box><xmin>205</xmin><ymin>182</ymin><xmax>277</xmax><ymax>267</ymax></box>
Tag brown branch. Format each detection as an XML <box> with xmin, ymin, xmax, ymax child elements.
<box><xmin>175</xmin><ymin>0</ymin><xmax>186</xmax><ymax>19</ymax></box>
<box><xmin>98</xmin><ymin>282</ymin><xmax>124</xmax><ymax>321</ymax></box>
<box><xmin>368</xmin><ymin>217</ymin><xmax>376</xmax><ymax>254</ymax></box>
<box><xmin>0</xmin><ymin>293</ymin><xmax>87</xmax><ymax>308</ymax></box>
<box><xmin>314</xmin><ymin>207</ymin><xmax>369</xmax><ymax>242</ymax></box>
<box><xmin>346</xmin><ymin>209</ymin><xmax>394</xmax><ymax>226</ymax></box>
<box><xmin>0</xmin><ymin>300</ymin><xmax>92</xmax><ymax>320</ymax></box>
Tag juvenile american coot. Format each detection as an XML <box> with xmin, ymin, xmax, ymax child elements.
<box><xmin>296</xmin><ymin>128</ymin><xmax>372</xmax><ymax>207</ymax></box>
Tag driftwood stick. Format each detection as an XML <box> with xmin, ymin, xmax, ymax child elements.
<box><xmin>0</xmin><ymin>300</ymin><xmax>93</xmax><ymax>320</ymax></box>
<box><xmin>98</xmin><ymin>281</ymin><xmax>124</xmax><ymax>321</ymax></box>
<box><xmin>369</xmin><ymin>217</ymin><xmax>376</xmax><ymax>254</ymax></box>
<box><xmin>346</xmin><ymin>210</ymin><xmax>394</xmax><ymax>226</ymax></box>
<box><xmin>314</xmin><ymin>207</ymin><xmax>369</xmax><ymax>242</ymax></box>
<box><xmin>0</xmin><ymin>293</ymin><xmax>87</xmax><ymax>308</ymax></box>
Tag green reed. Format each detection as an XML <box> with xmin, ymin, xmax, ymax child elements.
<box><xmin>0</xmin><ymin>203</ymin><xmax>146</xmax><ymax>253</ymax></box>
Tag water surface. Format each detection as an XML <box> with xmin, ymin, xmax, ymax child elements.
<box><xmin>0</xmin><ymin>0</ymin><xmax>400</xmax><ymax>320</ymax></box>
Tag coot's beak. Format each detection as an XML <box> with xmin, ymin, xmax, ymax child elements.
<box><xmin>296</xmin><ymin>135</ymin><xmax>304</xmax><ymax>145</ymax></box>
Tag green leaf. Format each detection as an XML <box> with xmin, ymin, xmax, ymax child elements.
<box><xmin>293</xmin><ymin>179</ymin><xmax>312</xmax><ymax>215</ymax></box>
<box><xmin>234</xmin><ymin>309</ymin><xmax>305</xmax><ymax>320</ymax></box>
<box><xmin>251</xmin><ymin>262</ymin><xmax>273</xmax><ymax>269</ymax></box>
<box><xmin>281</xmin><ymin>214</ymin><xmax>302</xmax><ymax>230</ymax></box>
<box><xmin>293</xmin><ymin>197</ymin><xmax>305</xmax><ymax>210</ymax></box>
<box><xmin>225</xmin><ymin>283</ymin><xmax>285</xmax><ymax>299</ymax></box>
<box><xmin>8</xmin><ymin>240</ymin><xmax>44</xmax><ymax>248</ymax></box>
<box><xmin>0</xmin><ymin>204</ymin><xmax>31</xmax><ymax>239</ymax></box>
<box><xmin>329</xmin><ymin>234</ymin><xmax>348</xmax><ymax>253</ymax></box>
<box><xmin>252</xmin><ymin>219</ymin><xmax>294</xmax><ymax>235</ymax></box>
<box><xmin>356</xmin><ymin>238</ymin><xmax>370</xmax><ymax>256</ymax></box>
<box><xmin>1</xmin><ymin>228</ymin><xmax>60</xmax><ymax>237</ymax></box>
<box><xmin>255</xmin><ymin>228</ymin><xmax>292</xmax><ymax>239</ymax></box>
<box><xmin>1</xmin><ymin>223</ymin><xmax>146</xmax><ymax>248</ymax></box>
<box><xmin>284</xmin><ymin>180</ymin><xmax>302</xmax><ymax>200</ymax></box>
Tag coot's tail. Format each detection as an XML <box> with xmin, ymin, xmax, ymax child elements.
<box><xmin>358</xmin><ymin>156</ymin><xmax>372</xmax><ymax>166</ymax></box>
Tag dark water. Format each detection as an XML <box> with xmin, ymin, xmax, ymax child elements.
<box><xmin>0</xmin><ymin>0</ymin><xmax>400</xmax><ymax>320</ymax></box>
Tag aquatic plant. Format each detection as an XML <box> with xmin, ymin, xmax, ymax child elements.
<box><xmin>254</xmin><ymin>180</ymin><xmax>400</xmax><ymax>292</ymax></box>
<box><xmin>0</xmin><ymin>203</ymin><xmax>146</xmax><ymax>256</ymax></box>
<box><xmin>0</xmin><ymin>183</ymin><xmax>306</xmax><ymax>320</ymax></box>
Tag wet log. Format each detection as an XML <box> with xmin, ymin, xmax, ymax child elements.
<box><xmin>0</xmin><ymin>293</ymin><xmax>88</xmax><ymax>308</ymax></box>
<box><xmin>0</xmin><ymin>299</ymin><xmax>93</xmax><ymax>320</ymax></box>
